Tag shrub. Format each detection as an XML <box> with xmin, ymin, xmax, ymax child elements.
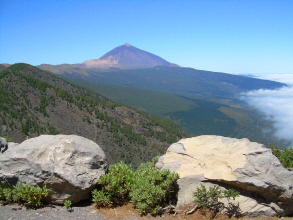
<box><xmin>92</xmin><ymin>190</ymin><xmax>112</xmax><ymax>207</ymax></box>
<box><xmin>193</xmin><ymin>184</ymin><xmax>239</xmax><ymax>216</ymax></box>
<box><xmin>130</xmin><ymin>162</ymin><xmax>179</xmax><ymax>215</ymax></box>
<box><xmin>92</xmin><ymin>158</ymin><xmax>179</xmax><ymax>215</ymax></box>
<box><xmin>0</xmin><ymin>187</ymin><xmax>13</xmax><ymax>202</ymax></box>
<box><xmin>278</xmin><ymin>148</ymin><xmax>293</xmax><ymax>168</ymax></box>
<box><xmin>63</xmin><ymin>199</ymin><xmax>72</xmax><ymax>209</ymax></box>
<box><xmin>92</xmin><ymin>162</ymin><xmax>134</xmax><ymax>206</ymax></box>
<box><xmin>268</xmin><ymin>144</ymin><xmax>293</xmax><ymax>168</ymax></box>
<box><xmin>0</xmin><ymin>182</ymin><xmax>48</xmax><ymax>207</ymax></box>
<box><xmin>194</xmin><ymin>184</ymin><xmax>222</xmax><ymax>210</ymax></box>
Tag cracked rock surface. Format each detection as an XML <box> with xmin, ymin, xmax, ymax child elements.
<box><xmin>0</xmin><ymin>135</ymin><xmax>107</xmax><ymax>204</ymax></box>
<box><xmin>156</xmin><ymin>135</ymin><xmax>293</xmax><ymax>217</ymax></box>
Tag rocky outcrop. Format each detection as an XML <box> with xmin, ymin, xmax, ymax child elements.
<box><xmin>156</xmin><ymin>135</ymin><xmax>293</xmax><ymax>217</ymax></box>
<box><xmin>0</xmin><ymin>137</ymin><xmax>19</xmax><ymax>153</ymax></box>
<box><xmin>0</xmin><ymin>137</ymin><xmax>8</xmax><ymax>153</ymax></box>
<box><xmin>0</xmin><ymin>135</ymin><xmax>107</xmax><ymax>204</ymax></box>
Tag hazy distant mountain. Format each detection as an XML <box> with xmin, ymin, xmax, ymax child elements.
<box><xmin>55</xmin><ymin>66</ymin><xmax>285</xmax><ymax>103</ymax></box>
<box><xmin>82</xmin><ymin>43</ymin><xmax>179</xmax><ymax>69</ymax></box>
<box><xmin>239</xmin><ymin>74</ymin><xmax>256</xmax><ymax>78</ymax></box>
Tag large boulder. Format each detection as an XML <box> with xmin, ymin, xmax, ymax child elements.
<box><xmin>0</xmin><ymin>135</ymin><xmax>107</xmax><ymax>204</ymax></box>
<box><xmin>156</xmin><ymin>135</ymin><xmax>293</xmax><ymax>217</ymax></box>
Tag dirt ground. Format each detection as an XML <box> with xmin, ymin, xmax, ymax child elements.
<box><xmin>92</xmin><ymin>203</ymin><xmax>290</xmax><ymax>220</ymax></box>
<box><xmin>1</xmin><ymin>201</ymin><xmax>292</xmax><ymax>220</ymax></box>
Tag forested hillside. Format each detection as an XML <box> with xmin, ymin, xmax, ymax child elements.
<box><xmin>67</xmin><ymin>78</ymin><xmax>286</xmax><ymax>147</ymax></box>
<box><xmin>0</xmin><ymin>63</ymin><xmax>186</xmax><ymax>167</ymax></box>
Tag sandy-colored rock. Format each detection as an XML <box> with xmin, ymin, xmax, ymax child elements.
<box><xmin>0</xmin><ymin>135</ymin><xmax>107</xmax><ymax>204</ymax></box>
<box><xmin>156</xmin><ymin>135</ymin><xmax>293</xmax><ymax>217</ymax></box>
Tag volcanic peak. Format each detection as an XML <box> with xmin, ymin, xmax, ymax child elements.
<box><xmin>82</xmin><ymin>43</ymin><xmax>178</xmax><ymax>69</ymax></box>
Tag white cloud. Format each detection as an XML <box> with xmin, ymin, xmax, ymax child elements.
<box><xmin>253</xmin><ymin>73</ymin><xmax>293</xmax><ymax>85</ymax></box>
<box><xmin>241</xmin><ymin>86</ymin><xmax>293</xmax><ymax>146</ymax></box>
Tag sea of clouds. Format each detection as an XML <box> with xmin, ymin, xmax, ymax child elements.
<box><xmin>241</xmin><ymin>73</ymin><xmax>293</xmax><ymax>147</ymax></box>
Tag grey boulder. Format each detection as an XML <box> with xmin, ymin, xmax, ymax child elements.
<box><xmin>0</xmin><ymin>135</ymin><xmax>107</xmax><ymax>204</ymax></box>
<box><xmin>0</xmin><ymin>136</ymin><xmax>8</xmax><ymax>153</ymax></box>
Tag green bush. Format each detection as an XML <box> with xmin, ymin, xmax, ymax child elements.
<box><xmin>0</xmin><ymin>187</ymin><xmax>13</xmax><ymax>202</ymax></box>
<box><xmin>194</xmin><ymin>184</ymin><xmax>222</xmax><ymax>210</ymax></box>
<box><xmin>0</xmin><ymin>182</ymin><xmax>48</xmax><ymax>207</ymax></box>
<box><xmin>92</xmin><ymin>190</ymin><xmax>112</xmax><ymax>207</ymax></box>
<box><xmin>63</xmin><ymin>199</ymin><xmax>72</xmax><ymax>209</ymax></box>
<box><xmin>130</xmin><ymin>162</ymin><xmax>179</xmax><ymax>215</ymax></box>
<box><xmin>92</xmin><ymin>162</ymin><xmax>134</xmax><ymax>206</ymax></box>
<box><xmin>92</xmin><ymin>159</ymin><xmax>179</xmax><ymax>215</ymax></box>
<box><xmin>279</xmin><ymin>148</ymin><xmax>293</xmax><ymax>168</ymax></box>
<box><xmin>193</xmin><ymin>184</ymin><xmax>239</xmax><ymax>214</ymax></box>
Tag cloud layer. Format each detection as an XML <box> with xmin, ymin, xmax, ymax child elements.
<box><xmin>241</xmin><ymin>86</ymin><xmax>293</xmax><ymax>146</ymax></box>
<box><xmin>254</xmin><ymin>73</ymin><xmax>293</xmax><ymax>85</ymax></box>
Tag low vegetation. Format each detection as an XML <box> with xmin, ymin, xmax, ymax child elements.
<box><xmin>192</xmin><ymin>184</ymin><xmax>240</xmax><ymax>218</ymax></box>
<box><xmin>0</xmin><ymin>158</ymin><xmax>180</xmax><ymax>215</ymax></box>
<box><xmin>268</xmin><ymin>144</ymin><xmax>293</xmax><ymax>168</ymax></box>
<box><xmin>0</xmin><ymin>182</ymin><xmax>48</xmax><ymax>207</ymax></box>
<box><xmin>92</xmin><ymin>162</ymin><xmax>134</xmax><ymax>206</ymax></box>
<box><xmin>92</xmin><ymin>158</ymin><xmax>179</xmax><ymax>215</ymax></box>
<box><xmin>63</xmin><ymin>200</ymin><xmax>72</xmax><ymax>209</ymax></box>
<box><xmin>129</xmin><ymin>159</ymin><xmax>179</xmax><ymax>215</ymax></box>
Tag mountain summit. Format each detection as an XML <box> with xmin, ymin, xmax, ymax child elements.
<box><xmin>82</xmin><ymin>43</ymin><xmax>179</xmax><ymax>69</ymax></box>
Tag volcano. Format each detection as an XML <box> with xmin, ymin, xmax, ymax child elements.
<box><xmin>82</xmin><ymin>43</ymin><xmax>178</xmax><ymax>69</ymax></box>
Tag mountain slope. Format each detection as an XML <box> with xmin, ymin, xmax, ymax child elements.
<box><xmin>82</xmin><ymin>43</ymin><xmax>178</xmax><ymax>69</ymax></box>
<box><xmin>66</xmin><ymin>79</ymin><xmax>197</xmax><ymax>115</ymax></box>
<box><xmin>67</xmin><ymin>78</ymin><xmax>286</xmax><ymax>147</ymax></box>
<box><xmin>37</xmin><ymin>43</ymin><xmax>285</xmax><ymax>103</ymax></box>
<box><xmin>55</xmin><ymin>66</ymin><xmax>286</xmax><ymax>104</ymax></box>
<box><xmin>0</xmin><ymin>63</ymin><xmax>186</xmax><ymax>167</ymax></box>
<box><xmin>37</xmin><ymin>64</ymin><xmax>287</xmax><ymax>146</ymax></box>
<box><xmin>36</xmin><ymin>44</ymin><xmax>286</xmax><ymax>147</ymax></box>
<box><xmin>0</xmin><ymin>64</ymin><xmax>9</xmax><ymax>72</ymax></box>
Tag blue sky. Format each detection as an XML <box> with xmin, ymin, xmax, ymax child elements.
<box><xmin>1</xmin><ymin>0</ymin><xmax>292</xmax><ymax>74</ymax></box>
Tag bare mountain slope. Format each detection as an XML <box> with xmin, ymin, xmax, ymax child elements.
<box><xmin>82</xmin><ymin>43</ymin><xmax>178</xmax><ymax>69</ymax></box>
